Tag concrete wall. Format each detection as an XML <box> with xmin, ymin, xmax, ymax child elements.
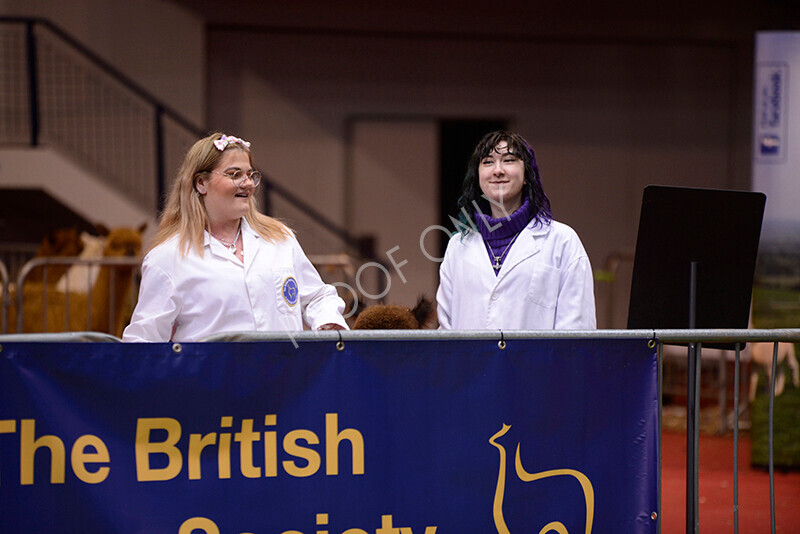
<box><xmin>206</xmin><ymin>27</ymin><xmax>753</xmax><ymax>325</ymax></box>
<box><xmin>3</xmin><ymin>0</ymin><xmax>794</xmax><ymax>326</ymax></box>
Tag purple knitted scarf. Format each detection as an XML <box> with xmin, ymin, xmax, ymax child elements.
<box><xmin>475</xmin><ymin>197</ymin><xmax>533</xmax><ymax>275</ymax></box>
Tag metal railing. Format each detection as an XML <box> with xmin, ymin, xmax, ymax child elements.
<box><xmin>0</xmin><ymin>331</ymin><xmax>120</xmax><ymax>342</ymax></box>
<box><xmin>0</xmin><ymin>17</ymin><xmax>191</xmax><ymax>211</ymax></box>
<box><xmin>0</xmin><ymin>326</ymin><xmax>796</xmax><ymax>532</ymax></box>
<box><xmin>0</xmin><ymin>17</ymin><xmax>381</xmax><ymax>258</ymax></box>
<box><xmin>0</xmin><ymin>243</ymin><xmax>38</xmax><ymax>287</ymax></box>
<box><xmin>200</xmin><ymin>328</ymin><xmax>799</xmax><ymax>534</ymax></box>
<box><xmin>5</xmin><ymin>256</ymin><xmax>141</xmax><ymax>336</ymax></box>
<box><xmin>0</xmin><ymin>259</ymin><xmax>8</xmax><ymax>333</ymax></box>
<box><xmin>0</xmin><ymin>17</ymin><xmax>388</xmax><ymax>311</ymax></box>
<box><xmin>0</xmin><ymin>253</ymin><xmax>384</xmax><ymax>335</ymax></box>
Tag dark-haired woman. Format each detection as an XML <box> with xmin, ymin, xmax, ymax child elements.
<box><xmin>436</xmin><ymin>131</ymin><xmax>596</xmax><ymax>330</ymax></box>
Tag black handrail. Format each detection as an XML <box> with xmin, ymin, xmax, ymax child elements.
<box><xmin>24</xmin><ymin>19</ymin><xmax>40</xmax><ymax>146</ymax></box>
<box><xmin>154</xmin><ymin>105</ymin><xmax>166</xmax><ymax>211</ymax></box>
<box><xmin>2</xmin><ymin>16</ymin><xmax>204</xmax><ymax>135</ymax></box>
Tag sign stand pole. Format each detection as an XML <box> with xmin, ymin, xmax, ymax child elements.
<box><xmin>686</xmin><ymin>261</ymin><xmax>699</xmax><ymax>534</ymax></box>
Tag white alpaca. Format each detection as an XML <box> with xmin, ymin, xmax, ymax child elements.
<box><xmin>55</xmin><ymin>232</ymin><xmax>107</xmax><ymax>293</ymax></box>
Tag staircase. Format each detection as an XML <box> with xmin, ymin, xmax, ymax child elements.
<box><xmin>0</xmin><ymin>17</ymin><xmax>384</xmax><ymax>314</ymax></box>
<box><xmin>1</xmin><ymin>17</ymin><xmax>201</xmax><ymax>213</ymax></box>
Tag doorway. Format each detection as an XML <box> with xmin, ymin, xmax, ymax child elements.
<box><xmin>439</xmin><ymin>119</ymin><xmax>508</xmax><ymax>256</ymax></box>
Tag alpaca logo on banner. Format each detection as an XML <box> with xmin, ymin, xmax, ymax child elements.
<box><xmin>489</xmin><ymin>424</ymin><xmax>595</xmax><ymax>534</ymax></box>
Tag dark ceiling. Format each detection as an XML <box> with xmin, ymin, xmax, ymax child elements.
<box><xmin>170</xmin><ymin>0</ymin><xmax>800</xmax><ymax>42</ymax></box>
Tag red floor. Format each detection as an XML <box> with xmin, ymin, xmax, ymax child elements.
<box><xmin>661</xmin><ymin>430</ymin><xmax>800</xmax><ymax>533</ymax></box>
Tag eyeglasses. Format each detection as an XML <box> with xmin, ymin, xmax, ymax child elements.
<box><xmin>208</xmin><ymin>169</ymin><xmax>262</xmax><ymax>188</ymax></box>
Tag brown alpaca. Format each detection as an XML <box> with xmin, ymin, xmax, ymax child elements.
<box><xmin>6</xmin><ymin>223</ymin><xmax>146</xmax><ymax>337</ymax></box>
<box><xmin>24</xmin><ymin>227</ymin><xmax>86</xmax><ymax>283</ymax></box>
<box><xmin>22</xmin><ymin>225</ymin><xmax>115</xmax><ymax>284</ymax></box>
<box><xmin>87</xmin><ymin>224</ymin><xmax>146</xmax><ymax>336</ymax></box>
<box><xmin>352</xmin><ymin>296</ymin><xmax>435</xmax><ymax>329</ymax></box>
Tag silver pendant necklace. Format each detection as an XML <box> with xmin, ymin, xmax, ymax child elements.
<box><xmin>211</xmin><ymin>224</ymin><xmax>242</xmax><ymax>255</ymax></box>
<box><xmin>490</xmin><ymin>232</ymin><xmax>521</xmax><ymax>271</ymax></box>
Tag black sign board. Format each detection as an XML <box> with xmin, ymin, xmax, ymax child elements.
<box><xmin>627</xmin><ymin>185</ymin><xmax>766</xmax><ymax>348</ymax></box>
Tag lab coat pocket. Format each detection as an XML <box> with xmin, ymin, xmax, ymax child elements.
<box><xmin>272</xmin><ymin>268</ymin><xmax>300</xmax><ymax>316</ymax></box>
<box><xmin>527</xmin><ymin>262</ymin><xmax>560</xmax><ymax>309</ymax></box>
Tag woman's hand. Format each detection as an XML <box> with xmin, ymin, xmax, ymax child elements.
<box><xmin>317</xmin><ymin>323</ymin><xmax>346</xmax><ymax>330</ymax></box>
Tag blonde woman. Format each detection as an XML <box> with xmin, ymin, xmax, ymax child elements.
<box><xmin>123</xmin><ymin>133</ymin><xmax>346</xmax><ymax>342</ymax></box>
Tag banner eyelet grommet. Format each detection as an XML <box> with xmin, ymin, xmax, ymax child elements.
<box><xmin>172</xmin><ymin>343</ymin><xmax>182</xmax><ymax>354</ymax></box>
<box><xmin>648</xmin><ymin>331</ymin><xmax>657</xmax><ymax>350</ymax></box>
<box><xmin>336</xmin><ymin>331</ymin><xmax>345</xmax><ymax>352</ymax></box>
<box><xmin>498</xmin><ymin>330</ymin><xmax>506</xmax><ymax>350</ymax></box>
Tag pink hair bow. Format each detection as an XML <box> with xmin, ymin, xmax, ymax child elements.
<box><xmin>213</xmin><ymin>135</ymin><xmax>251</xmax><ymax>151</ymax></box>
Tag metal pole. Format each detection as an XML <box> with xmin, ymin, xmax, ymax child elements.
<box><xmin>658</xmin><ymin>342</ymin><xmax>663</xmax><ymax>534</ymax></box>
<box><xmin>719</xmin><ymin>348</ymin><xmax>728</xmax><ymax>434</ymax></box>
<box><xmin>25</xmin><ymin>20</ymin><xmax>40</xmax><ymax>146</ymax></box>
<box><xmin>155</xmin><ymin>105</ymin><xmax>165</xmax><ymax>213</ymax></box>
<box><xmin>769</xmin><ymin>342</ymin><xmax>777</xmax><ymax>534</ymax></box>
<box><xmin>733</xmin><ymin>343</ymin><xmax>740</xmax><ymax>534</ymax></box>
<box><xmin>686</xmin><ymin>261</ymin><xmax>699</xmax><ymax>534</ymax></box>
<box><xmin>0</xmin><ymin>261</ymin><xmax>8</xmax><ymax>334</ymax></box>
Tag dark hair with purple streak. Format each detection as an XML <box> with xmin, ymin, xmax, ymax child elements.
<box><xmin>455</xmin><ymin>130</ymin><xmax>552</xmax><ymax>234</ymax></box>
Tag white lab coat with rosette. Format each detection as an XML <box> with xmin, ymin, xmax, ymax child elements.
<box><xmin>123</xmin><ymin>218</ymin><xmax>347</xmax><ymax>342</ymax></box>
<box><xmin>436</xmin><ymin>219</ymin><xmax>596</xmax><ymax>330</ymax></box>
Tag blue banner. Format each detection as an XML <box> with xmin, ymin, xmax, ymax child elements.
<box><xmin>0</xmin><ymin>338</ymin><xmax>658</xmax><ymax>533</ymax></box>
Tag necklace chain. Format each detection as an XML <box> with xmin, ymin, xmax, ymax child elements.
<box><xmin>490</xmin><ymin>232</ymin><xmax>521</xmax><ymax>271</ymax></box>
<box><xmin>210</xmin><ymin>224</ymin><xmax>242</xmax><ymax>255</ymax></box>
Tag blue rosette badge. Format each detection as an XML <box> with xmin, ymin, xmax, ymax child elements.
<box><xmin>282</xmin><ymin>277</ymin><xmax>299</xmax><ymax>306</ymax></box>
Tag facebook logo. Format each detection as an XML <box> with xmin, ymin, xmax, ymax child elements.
<box><xmin>760</xmin><ymin>134</ymin><xmax>781</xmax><ymax>155</ymax></box>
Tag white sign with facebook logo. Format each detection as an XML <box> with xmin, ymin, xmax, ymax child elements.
<box><xmin>755</xmin><ymin>61</ymin><xmax>788</xmax><ymax>162</ymax></box>
<box><xmin>752</xmin><ymin>32</ymin><xmax>800</xmax><ymax>330</ymax></box>
<box><xmin>753</xmin><ymin>32</ymin><xmax>800</xmax><ymax>235</ymax></box>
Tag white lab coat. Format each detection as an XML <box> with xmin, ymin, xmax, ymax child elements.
<box><xmin>436</xmin><ymin>219</ymin><xmax>596</xmax><ymax>330</ymax></box>
<box><xmin>123</xmin><ymin>218</ymin><xmax>347</xmax><ymax>342</ymax></box>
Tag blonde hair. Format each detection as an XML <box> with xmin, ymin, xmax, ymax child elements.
<box><xmin>150</xmin><ymin>132</ymin><xmax>291</xmax><ymax>255</ymax></box>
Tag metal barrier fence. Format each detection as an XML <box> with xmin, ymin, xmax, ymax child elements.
<box><xmin>0</xmin><ymin>253</ymin><xmax>385</xmax><ymax>335</ymax></box>
<box><xmin>0</xmin><ymin>330</ymin><xmax>120</xmax><ymax>342</ymax></box>
<box><xmin>206</xmin><ymin>329</ymin><xmax>800</xmax><ymax>534</ymax></box>
<box><xmin>0</xmin><ymin>327</ymin><xmax>797</xmax><ymax>532</ymax></box>
<box><xmin>0</xmin><ymin>243</ymin><xmax>38</xmax><ymax>289</ymax></box>
<box><xmin>3</xmin><ymin>256</ymin><xmax>142</xmax><ymax>336</ymax></box>
<box><xmin>0</xmin><ymin>259</ymin><xmax>8</xmax><ymax>334</ymax></box>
